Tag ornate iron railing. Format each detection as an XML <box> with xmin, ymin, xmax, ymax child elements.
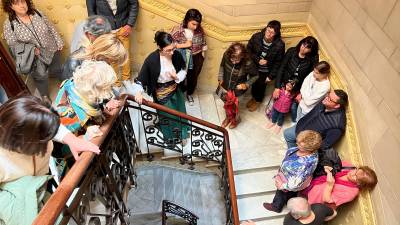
<box><xmin>33</xmin><ymin>95</ymin><xmax>239</xmax><ymax>225</ymax></box>
<box><xmin>128</xmin><ymin>96</ymin><xmax>238</xmax><ymax>225</ymax></box>
<box><xmin>162</xmin><ymin>200</ymin><xmax>199</xmax><ymax>225</ymax></box>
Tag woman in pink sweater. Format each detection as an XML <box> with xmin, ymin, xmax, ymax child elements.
<box><xmin>303</xmin><ymin>163</ymin><xmax>377</xmax><ymax>209</ymax></box>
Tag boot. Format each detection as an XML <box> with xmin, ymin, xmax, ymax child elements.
<box><xmin>248</xmin><ymin>101</ymin><xmax>260</xmax><ymax>112</ymax></box>
<box><xmin>229</xmin><ymin>117</ymin><xmax>241</xmax><ymax>129</ymax></box>
<box><xmin>246</xmin><ymin>98</ymin><xmax>256</xmax><ymax>108</ymax></box>
<box><xmin>221</xmin><ymin>117</ymin><xmax>231</xmax><ymax>128</ymax></box>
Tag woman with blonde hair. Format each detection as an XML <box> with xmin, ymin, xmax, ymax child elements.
<box><xmin>55</xmin><ymin>60</ymin><xmax>120</xmax><ymax>135</ymax></box>
<box><xmin>62</xmin><ymin>32</ymin><xmax>127</xmax><ymax>81</ymax></box>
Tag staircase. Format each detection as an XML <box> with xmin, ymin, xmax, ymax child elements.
<box><xmin>181</xmin><ymin>90</ymin><xmax>290</xmax><ymax>224</ymax></box>
<box><xmin>127</xmin><ymin>161</ymin><xmax>226</xmax><ymax>225</ymax></box>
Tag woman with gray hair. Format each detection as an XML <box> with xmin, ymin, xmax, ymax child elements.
<box><xmin>61</xmin><ymin>15</ymin><xmax>112</xmax><ymax>80</ymax></box>
<box><xmin>70</xmin><ymin>15</ymin><xmax>112</xmax><ymax>53</ymax></box>
<box><xmin>284</xmin><ymin>197</ymin><xmax>336</xmax><ymax>225</ymax></box>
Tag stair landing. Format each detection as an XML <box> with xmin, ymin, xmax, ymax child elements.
<box><xmin>184</xmin><ymin>90</ymin><xmax>293</xmax><ymax>225</ymax></box>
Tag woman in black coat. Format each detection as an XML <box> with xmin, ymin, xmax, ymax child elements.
<box><xmin>273</xmin><ymin>36</ymin><xmax>319</xmax><ymax>122</ymax></box>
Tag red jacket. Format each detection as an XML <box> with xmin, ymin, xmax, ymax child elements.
<box><xmin>273</xmin><ymin>88</ymin><xmax>293</xmax><ymax>113</ymax></box>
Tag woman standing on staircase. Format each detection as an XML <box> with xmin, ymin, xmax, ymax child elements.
<box><xmin>217</xmin><ymin>42</ymin><xmax>257</xmax><ymax>129</ymax></box>
<box><xmin>170</xmin><ymin>9</ymin><xmax>207</xmax><ymax>106</ymax></box>
<box><xmin>134</xmin><ymin>31</ymin><xmax>189</xmax><ymax>145</ymax></box>
<box><xmin>2</xmin><ymin>0</ymin><xmax>63</xmax><ymax>104</ymax></box>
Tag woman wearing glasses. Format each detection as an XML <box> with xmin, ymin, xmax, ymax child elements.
<box><xmin>303</xmin><ymin>164</ymin><xmax>377</xmax><ymax>209</ymax></box>
<box><xmin>217</xmin><ymin>42</ymin><xmax>257</xmax><ymax>129</ymax></box>
<box><xmin>273</xmin><ymin>36</ymin><xmax>319</xmax><ymax>123</ymax></box>
<box><xmin>134</xmin><ymin>31</ymin><xmax>189</xmax><ymax>145</ymax></box>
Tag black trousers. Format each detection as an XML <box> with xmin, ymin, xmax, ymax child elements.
<box><xmin>251</xmin><ymin>71</ymin><xmax>270</xmax><ymax>102</ymax></box>
<box><xmin>186</xmin><ymin>53</ymin><xmax>204</xmax><ymax>95</ymax></box>
<box><xmin>271</xmin><ymin>189</ymin><xmax>298</xmax><ymax>211</ymax></box>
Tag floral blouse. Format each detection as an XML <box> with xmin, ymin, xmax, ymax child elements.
<box><xmin>280</xmin><ymin>147</ymin><xmax>318</xmax><ymax>191</ymax></box>
<box><xmin>3</xmin><ymin>10</ymin><xmax>63</xmax><ymax>61</ymax></box>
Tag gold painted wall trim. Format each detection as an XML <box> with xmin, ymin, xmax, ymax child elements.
<box><xmin>139</xmin><ymin>0</ymin><xmax>307</xmax><ymax>41</ymax></box>
<box><xmin>307</xmin><ymin>25</ymin><xmax>376</xmax><ymax>225</ymax></box>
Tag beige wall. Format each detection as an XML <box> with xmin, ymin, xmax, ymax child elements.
<box><xmin>308</xmin><ymin>1</ymin><xmax>400</xmax><ymax>225</ymax></box>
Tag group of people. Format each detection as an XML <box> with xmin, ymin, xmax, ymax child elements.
<box><xmin>0</xmin><ymin>0</ymin><xmax>378</xmax><ymax>224</ymax></box>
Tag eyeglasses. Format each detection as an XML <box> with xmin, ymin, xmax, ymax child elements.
<box><xmin>162</xmin><ymin>47</ymin><xmax>176</xmax><ymax>53</ymax></box>
<box><xmin>326</xmin><ymin>94</ymin><xmax>339</xmax><ymax>104</ymax></box>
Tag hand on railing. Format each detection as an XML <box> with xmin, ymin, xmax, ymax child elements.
<box><xmin>104</xmin><ymin>99</ymin><xmax>123</xmax><ymax>115</ymax></box>
<box><xmin>134</xmin><ymin>92</ymin><xmax>144</xmax><ymax>104</ymax></box>
<box><xmin>63</xmin><ymin>132</ymin><xmax>101</xmax><ymax>160</ymax></box>
<box><xmin>84</xmin><ymin>125</ymin><xmax>104</xmax><ymax>140</ymax></box>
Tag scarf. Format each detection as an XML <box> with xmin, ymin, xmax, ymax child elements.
<box><xmin>223</xmin><ymin>90</ymin><xmax>239</xmax><ymax>120</ymax></box>
<box><xmin>55</xmin><ymin>79</ymin><xmax>102</xmax><ymax>133</ymax></box>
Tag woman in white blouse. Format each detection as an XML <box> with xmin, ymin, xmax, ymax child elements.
<box><xmin>134</xmin><ymin>31</ymin><xmax>189</xmax><ymax>146</ymax></box>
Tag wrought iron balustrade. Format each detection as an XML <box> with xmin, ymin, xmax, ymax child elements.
<box><xmin>33</xmin><ymin>95</ymin><xmax>239</xmax><ymax>225</ymax></box>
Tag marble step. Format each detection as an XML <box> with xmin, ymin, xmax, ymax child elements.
<box><xmin>231</xmin><ymin>145</ymin><xmax>284</xmax><ymax>173</ymax></box>
<box><xmin>237</xmin><ymin>193</ymin><xmax>287</xmax><ymax>221</ymax></box>
<box><xmin>185</xmin><ymin>94</ymin><xmax>202</xmax><ymax>119</ymax></box>
<box><xmin>235</xmin><ymin>170</ymin><xmax>277</xmax><ymax>196</ymax></box>
<box><xmin>198</xmin><ymin>94</ymin><xmax>221</xmax><ymax>125</ymax></box>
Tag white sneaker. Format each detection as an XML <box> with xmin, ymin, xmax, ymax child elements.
<box><xmin>187</xmin><ymin>95</ymin><xmax>194</xmax><ymax>106</ymax></box>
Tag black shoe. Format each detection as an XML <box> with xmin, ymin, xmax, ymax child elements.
<box><xmin>263</xmin><ymin>202</ymin><xmax>281</xmax><ymax>213</ymax></box>
<box><xmin>187</xmin><ymin>95</ymin><xmax>194</xmax><ymax>106</ymax></box>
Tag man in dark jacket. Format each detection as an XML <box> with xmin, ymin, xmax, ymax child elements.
<box><xmin>246</xmin><ymin>20</ymin><xmax>285</xmax><ymax>112</ymax></box>
<box><xmin>86</xmin><ymin>0</ymin><xmax>139</xmax><ymax>84</ymax></box>
<box><xmin>283</xmin><ymin>89</ymin><xmax>348</xmax><ymax>150</ymax></box>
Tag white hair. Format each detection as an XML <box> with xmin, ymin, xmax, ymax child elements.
<box><xmin>287</xmin><ymin>197</ymin><xmax>311</xmax><ymax>220</ymax></box>
<box><xmin>73</xmin><ymin>60</ymin><xmax>116</xmax><ymax>104</ymax></box>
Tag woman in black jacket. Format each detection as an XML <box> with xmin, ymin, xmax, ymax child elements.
<box><xmin>273</xmin><ymin>36</ymin><xmax>319</xmax><ymax>122</ymax></box>
<box><xmin>134</xmin><ymin>31</ymin><xmax>189</xmax><ymax>144</ymax></box>
<box><xmin>246</xmin><ymin>20</ymin><xmax>285</xmax><ymax>112</ymax></box>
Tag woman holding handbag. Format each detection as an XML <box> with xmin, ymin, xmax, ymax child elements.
<box><xmin>217</xmin><ymin>42</ymin><xmax>257</xmax><ymax>129</ymax></box>
<box><xmin>2</xmin><ymin>0</ymin><xmax>63</xmax><ymax>103</ymax></box>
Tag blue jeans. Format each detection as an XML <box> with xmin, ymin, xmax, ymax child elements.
<box><xmin>271</xmin><ymin>108</ymin><xmax>285</xmax><ymax>126</ymax></box>
<box><xmin>290</xmin><ymin>101</ymin><xmax>298</xmax><ymax>122</ymax></box>
<box><xmin>284</xmin><ymin>125</ymin><xmax>297</xmax><ymax>149</ymax></box>
<box><xmin>0</xmin><ymin>85</ymin><xmax>7</xmax><ymax>104</ymax></box>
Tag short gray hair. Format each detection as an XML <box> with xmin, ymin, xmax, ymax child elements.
<box><xmin>83</xmin><ymin>15</ymin><xmax>112</xmax><ymax>37</ymax></box>
<box><xmin>287</xmin><ymin>197</ymin><xmax>311</xmax><ymax>220</ymax></box>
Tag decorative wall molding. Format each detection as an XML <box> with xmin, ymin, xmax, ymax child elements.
<box><xmin>139</xmin><ymin>0</ymin><xmax>307</xmax><ymax>41</ymax></box>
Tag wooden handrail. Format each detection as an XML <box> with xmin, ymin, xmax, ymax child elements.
<box><xmin>32</xmin><ymin>95</ymin><xmax>128</xmax><ymax>225</ymax></box>
<box><xmin>127</xmin><ymin>96</ymin><xmax>240</xmax><ymax>225</ymax></box>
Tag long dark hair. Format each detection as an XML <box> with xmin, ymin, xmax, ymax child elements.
<box><xmin>1</xmin><ymin>0</ymin><xmax>36</xmax><ymax>21</ymax></box>
<box><xmin>296</xmin><ymin>36</ymin><xmax>319</xmax><ymax>58</ymax></box>
<box><xmin>182</xmin><ymin>8</ymin><xmax>203</xmax><ymax>31</ymax></box>
<box><xmin>154</xmin><ymin>31</ymin><xmax>174</xmax><ymax>49</ymax></box>
<box><xmin>0</xmin><ymin>95</ymin><xmax>60</xmax><ymax>156</ymax></box>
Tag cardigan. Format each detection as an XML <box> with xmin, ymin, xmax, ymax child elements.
<box><xmin>247</xmin><ymin>28</ymin><xmax>285</xmax><ymax>79</ymax></box>
<box><xmin>137</xmin><ymin>50</ymin><xmax>186</xmax><ymax>98</ymax></box>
